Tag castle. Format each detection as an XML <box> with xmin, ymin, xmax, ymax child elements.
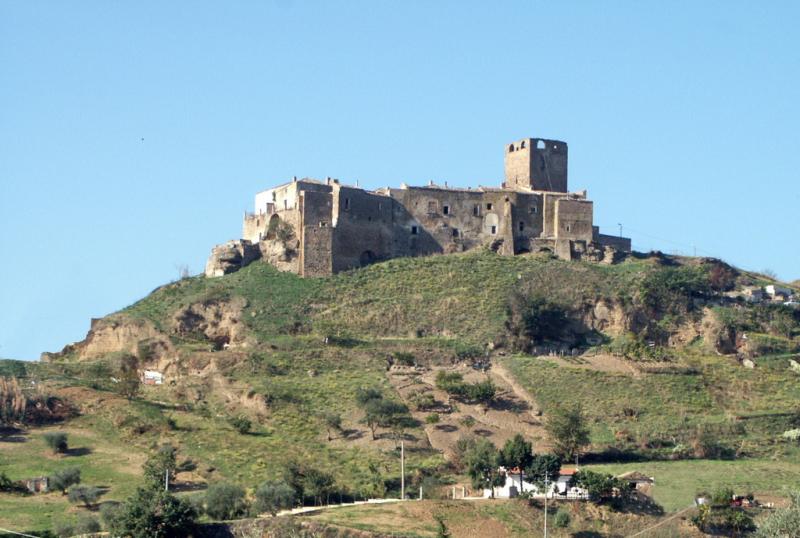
<box><xmin>205</xmin><ymin>138</ymin><xmax>631</xmax><ymax>277</ymax></box>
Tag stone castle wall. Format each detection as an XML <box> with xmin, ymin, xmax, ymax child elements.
<box><xmin>206</xmin><ymin>137</ymin><xmax>631</xmax><ymax>278</ymax></box>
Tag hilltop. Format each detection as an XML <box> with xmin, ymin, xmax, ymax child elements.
<box><xmin>2</xmin><ymin>250</ymin><xmax>800</xmax><ymax>535</ymax></box>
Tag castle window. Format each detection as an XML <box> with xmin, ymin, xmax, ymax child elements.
<box><xmin>344</xmin><ymin>198</ymin><xmax>350</xmax><ymax>210</ymax></box>
<box><xmin>486</xmin><ymin>203</ymin><xmax>493</xmax><ymax>210</ymax></box>
<box><xmin>284</xmin><ymin>199</ymin><xmax>288</xmax><ymax>210</ymax></box>
<box><xmin>411</xmin><ymin>225</ymin><xmax>418</xmax><ymax>235</ymax></box>
<box><xmin>452</xmin><ymin>228</ymin><xmax>459</xmax><ymax>237</ymax></box>
<box><xmin>520</xmin><ymin>140</ymin><xmax>526</xmax><ymax>149</ymax></box>
<box><xmin>508</xmin><ymin>144</ymin><xmax>514</xmax><ymax>152</ymax></box>
<box><xmin>473</xmin><ymin>205</ymin><xmax>480</xmax><ymax>217</ymax></box>
<box><xmin>566</xmin><ymin>224</ymin><xmax>572</xmax><ymax>232</ymax></box>
<box><xmin>530</xmin><ymin>206</ymin><xmax>538</xmax><ymax>214</ymax></box>
<box><xmin>320</xmin><ymin>221</ymin><xmax>327</xmax><ymax>227</ymax></box>
<box><xmin>490</xmin><ymin>225</ymin><xmax>497</xmax><ymax>235</ymax></box>
<box><xmin>427</xmin><ymin>201</ymin><xmax>437</xmax><ymax>215</ymax></box>
<box><xmin>443</xmin><ymin>205</ymin><xmax>450</xmax><ymax>215</ymax></box>
<box><xmin>378</xmin><ymin>202</ymin><xmax>383</xmax><ymax>211</ymax></box>
<box><xmin>537</xmin><ymin>140</ymin><xmax>546</xmax><ymax>149</ymax></box>
<box><xmin>519</xmin><ymin>221</ymin><xmax>524</xmax><ymax>231</ymax></box>
<box><xmin>258</xmin><ymin>232</ymin><xmax>263</xmax><ymax>240</ymax></box>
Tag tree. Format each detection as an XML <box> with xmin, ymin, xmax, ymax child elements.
<box><xmin>571</xmin><ymin>470</ymin><xmax>626</xmax><ymax>504</ymax></box>
<box><xmin>303</xmin><ymin>467</ymin><xmax>335</xmax><ymax>506</ymax></box>
<box><xmin>361</xmin><ymin>398</ymin><xmax>411</xmax><ymax>440</ymax></box>
<box><xmin>0</xmin><ymin>377</ymin><xmax>27</xmax><ymax>425</ymax></box>
<box><xmin>545</xmin><ymin>403</ymin><xmax>590</xmax><ymax>461</ymax></box>
<box><xmin>525</xmin><ymin>453</ymin><xmax>561</xmax><ymax>486</ymax></box>
<box><xmin>464</xmin><ymin>438</ymin><xmax>505</xmax><ymax>498</ymax></box>
<box><xmin>253</xmin><ymin>480</ymin><xmax>295</xmax><ymax>516</ymax></box>
<box><xmin>49</xmin><ymin>467</ymin><xmax>81</xmax><ymax>493</ymax></box>
<box><xmin>109</xmin><ymin>486</ymin><xmax>196</xmax><ymax>538</ymax></box>
<box><xmin>506</xmin><ymin>293</ymin><xmax>568</xmax><ymax>348</ymax></box>
<box><xmin>115</xmin><ymin>354</ymin><xmax>140</xmax><ymax>400</ymax></box>
<box><xmin>68</xmin><ymin>485</ymin><xmax>102</xmax><ymax>509</ymax></box>
<box><xmin>204</xmin><ymin>482</ymin><xmax>246</xmax><ymax>520</ymax></box>
<box><xmin>499</xmin><ymin>434</ymin><xmax>534</xmax><ymax>471</ymax></box>
<box><xmin>43</xmin><ymin>432</ymin><xmax>68</xmax><ymax>454</ymax></box>
<box><xmin>143</xmin><ymin>444</ymin><xmax>178</xmax><ymax>489</ymax></box>
<box><xmin>320</xmin><ymin>412</ymin><xmax>342</xmax><ymax>441</ymax></box>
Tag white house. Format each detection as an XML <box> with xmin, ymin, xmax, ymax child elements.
<box><xmin>142</xmin><ymin>370</ymin><xmax>164</xmax><ymax>385</ymax></box>
<box><xmin>484</xmin><ymin>467</ymin><xmax>588</xmax><ymax>500</ymax></box>
<box><xmin>765</xmin><ymin>285</ymin><xmax>793</xmax><ymax>300</ymax></box>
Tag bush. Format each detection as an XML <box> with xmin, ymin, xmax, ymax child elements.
<box><xmin>43</xmin><ymin>432</ymin><xmax>68</xmax><ymax>454</ymax></box>
<box><xmin>0</xmin><ymin>471</ymin><xmax>13</xmax><ymax>492</ymax></box>
<box><xmin>394</xmin><ymin>352</ymin><xmax>416</xmax><ymax>366</ymax></box>
<box><xmin>425</xmin><ymin>413</ymin><xmax>440</xmax><ymax>424</ymax></box>
<box><xmin>204</xmin><ymin>482</ymin><xmax>246</xmax><ymax>520</ymax></box>
<box><xmin>49</xmin><ymin>467</ymin><xmax>81</xmax><ymax>493</ymax></box>
<box><xmin>411</xmin><ymin>392</ymin><xmax>437</xmax><ymax>411</ymax></box>
<box><xmin>553</xmin><ymin>508</ymin><xmax>571</xmax><ymax>528</ymax></box>
<box><xmin>228</xmin><ymin>415</ymin><xmax>252</xmax><ymax>434</ymax></box>
<box><xmin>253</xmin><ymin>480</ymin><xmax>295</xmax><ymax>515</ymax></box>
<box><xmin>74</xmin><ymin>514</ymin><xmax>101</xmax><ymax>534</ymax></box>
<box><xmin>68</xmin><ymin>484</ymin><xmax>102</xmax><ymax>508</ymax></box>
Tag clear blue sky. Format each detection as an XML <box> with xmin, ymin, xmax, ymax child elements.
<box><xmin>1</xmin><ymin>1</ymin><xmax>798</xmax><ymax>360</ymax></box>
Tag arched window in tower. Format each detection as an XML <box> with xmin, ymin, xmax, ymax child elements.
<box><xmin>537</xmin><ymin>140</ymin><xmax>546</xmax><ymax>149</ymax></box>
<box><xmin>508</xmin><ymin>144</ymin><xmax>515</xmax><ymax>152</ymax></box>
<box><xmin>520</xmin><ymin>140</ymin><xmax>526</xmax><ymax>149</ymax></box>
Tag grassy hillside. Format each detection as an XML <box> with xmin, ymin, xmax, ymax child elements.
<box><xmin>2</xmin><ymin>250</ymin><xmax>799</xmax><ymax>535</ymax></box>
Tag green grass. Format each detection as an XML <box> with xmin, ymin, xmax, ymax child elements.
<box><xmin>0</xmin><ymin>427</ymin><xmax>143</xmax><ymax>532</ymax></box>
<box><xmin>501</xmin><ymin>354</ymin><xmax>800</xmax><ymax>452</ymax></box>
<box><xmin>588</xmin><ymin>452</ymin><xmax>800</xmax><ymax>511</ymax></box>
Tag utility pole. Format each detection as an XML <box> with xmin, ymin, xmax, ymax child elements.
<box><xmin>618</xmin><ymin>223</ymin><xmax>623</xmax><ymax>238</ymax></box>
<box><xmin>400</xmin><ymin>440</ymin><xmax>405</xmax><ymax>501</ymax></box>
<box><xmin>543</xmin><ymin>471</ymin><xmax>549</xmax><ymax>538</ymax></box>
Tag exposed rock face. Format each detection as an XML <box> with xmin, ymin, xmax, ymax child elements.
<box><xmin>701</xmin><ymin>308</ymin><xmax>737</xmax><ymax>354</ymax></box>
<box><xmin>204</xmin><ymin>240</ymin><xmax>261</xmax><ymax>277</ymax></box>
<box><xmin>42</xmin><ymin>316</ymin><xmax>173</xmax><ymax>362</ymax></box>
<box><xmin>258</xmin><ymin>237</ymin><xmax>299</xmax><ymax>273</ymax></box>
<box><xmin>171</xmin><ymin>297</ymin><xmax>248</xmax><ymax>349</ymax></box>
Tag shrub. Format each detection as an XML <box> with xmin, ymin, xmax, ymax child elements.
<box><xmin>465</xmin><ymin>380</ymin><xmax>496</xmax><ymax>405</ymax></box>
<box><xmin>49</xmin><ymin>467</ymin><xmax>81</xmax><ymax>493</ymax></box>
<box><xmin>782</xmin><ymin>428</ymin><xmax>800</xmax><ymax>442</ymax></box>
<box><xmin>68</xmin><ymin>484</ymin><xmax>102</xmax><ymax>508</ymax></box>
<box><xmin>204</xmin><ymin>482</ymin><xmax>247</xmax><ymax>520</ymax></box>
<box><xmin>425</xmin><ymin>413</ymin><xmax>440</xmax><ymax>424</ymax></box>
<box><xmin>411</xmin><ymin>392</ymin><xmax>437</xmax><ymax>411</ymax></box>
<box><xmin>394</xmin><ymin>352</ymin><xmax>416</xmax><ymax>366</ymax></box>
<box><xmin>74</xmin><ymin>514</ymin><xmax>101</xmax><ymax>534</ymax></box>
<box><xmin>639</xmin><ymin>266</ymin><xmax>711</xmax><ymax>315</ymax></box>
<box><xmin>0</xmin><ymin>471</ymin><xmax>13</xmax><ymax>492</ymax></box>
<box><xmin>253</xmin><ymin>480</ymin><xmax>295</xmax><ymax>515</ymax></box>
<box><xmin>228</xmin><ymin>415</ymin><xmax>252</xmax><ymax>435</ymax></box>
<box><xmin>553</xmin><ymin>508</ymin><xmax>571</xmax><ymax>528</ymax></box>
<box><xmin>755</xmin><ymin>490</ymin><xmax>800</xmax><ymax>537</ymax></box>
<box><xmin>43</xmin><ymin>432</ymin><xmax>68</xmax><ymax>454</ymax></box>
<box><xmin>100</xmin><ymin>502</ymin><xmax>124</xmax><ymax>529</ymax></box>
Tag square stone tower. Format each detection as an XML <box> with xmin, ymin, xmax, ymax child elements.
<box><xmin>504</xmin><ymin>138</ymin><xmax>568</xmax><ymax>192</ymax></box>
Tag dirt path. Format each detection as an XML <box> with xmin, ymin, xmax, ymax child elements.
<box><xmin>388</xmin><ymin>362</ymin><xmax>550</xmax><ymax>459</ymax></box>
<box><xmin>489</xmin><ymin>359</ymin><xmax>541</xmax><ymax>415</ymax></box>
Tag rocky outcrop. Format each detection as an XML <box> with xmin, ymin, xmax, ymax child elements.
<box><xmin>258</xmin><ymin>237</ymin><xmax>299</xmax><ymax>273</ymax></box>
<box><xmin>204</xmin><ymin>240</ymin><xmax>261</xmax><ymax>278</ymax></box>
<box><xmin>42</xmin><ymin>315</ymin><xmax>174</xmax><ymax>363</ymax></box>
<box><xmin>171</xmin><ymin>297</ymin><xmax>248</xmax><ymax>349</ymax></box>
